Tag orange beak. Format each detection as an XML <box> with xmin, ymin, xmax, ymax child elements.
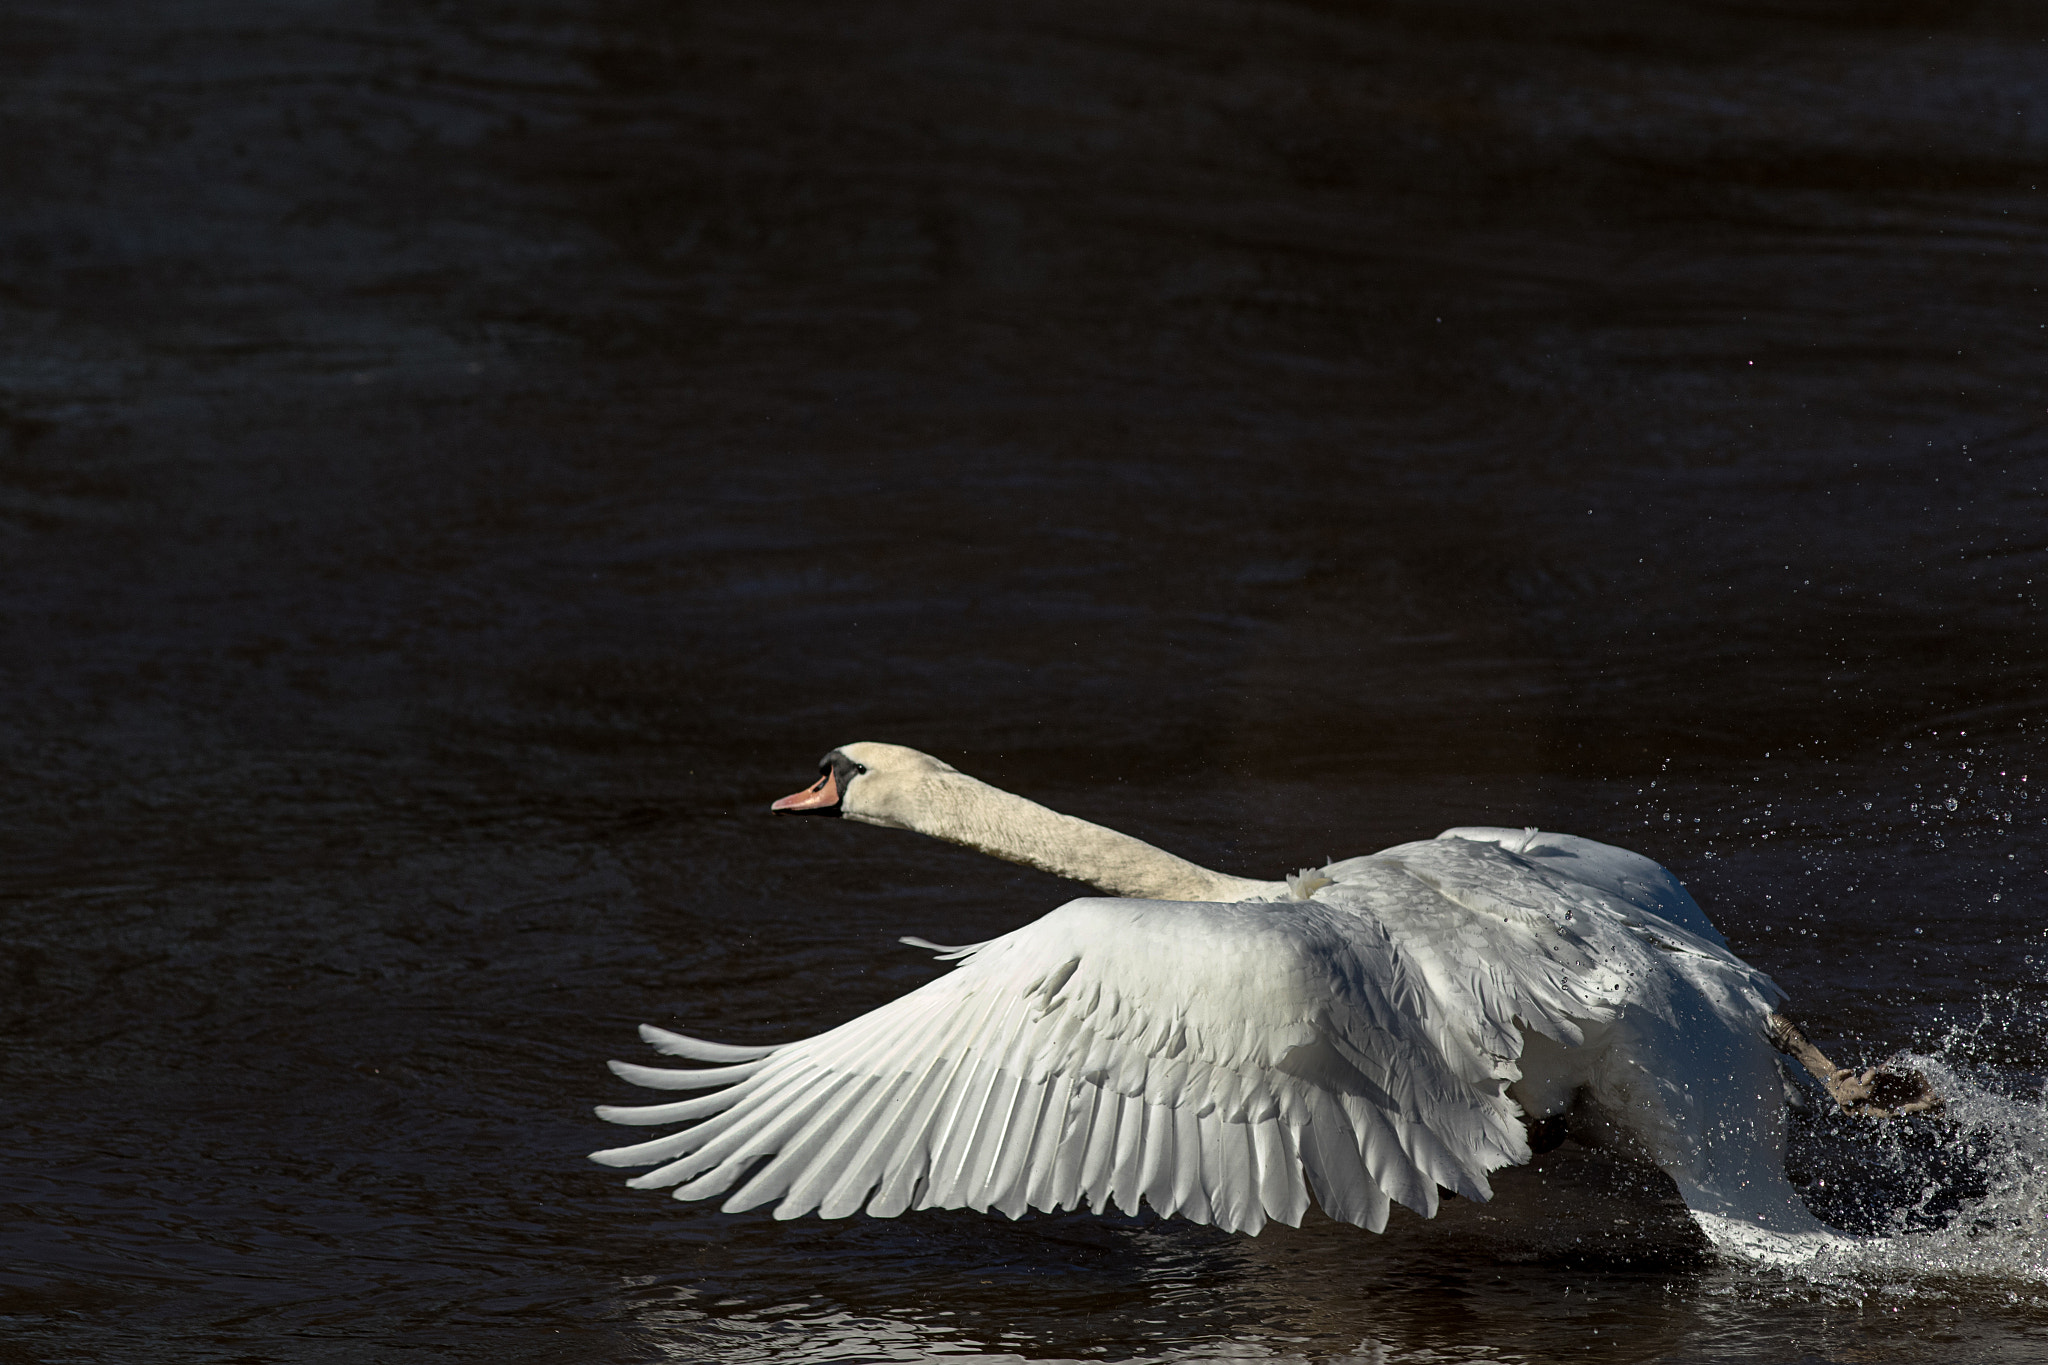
<box><xmin>770</xmin><ymin>769</ymin><xmax>840</xmax><ymax>813</ymax></box>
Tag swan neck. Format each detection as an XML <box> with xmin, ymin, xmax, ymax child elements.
<box><xmin>907</xmin><ymin>774</ymin><xmax>1274</xmax><ymax>902</ymax></box>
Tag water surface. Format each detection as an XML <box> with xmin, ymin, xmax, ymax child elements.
<box><xmin>3</xmin><ymin>1</ymin><xmax>2046</xmax><ymax>1361</ymax></box>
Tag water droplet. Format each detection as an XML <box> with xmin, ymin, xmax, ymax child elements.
<box><xmin>1947</xmin><ymin>797</ymin><xmax>1959</xmax><ymax>811</ymax></box>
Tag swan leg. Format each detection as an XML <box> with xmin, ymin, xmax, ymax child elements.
<box><xmin>1764</xmin><ymin>1012</ymin><xmax>1943</xmax><ymax>1118</ymax></box>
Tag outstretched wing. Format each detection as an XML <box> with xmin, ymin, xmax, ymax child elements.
<box><xmin>1431</xmin><ymin>826</ymin><xmax>1731</xmax><ymax>949</ymax></box>
<box><xmin>591</xmin><ymin>897</ymin><xmax>1532</xmax><ymax>1234</ymax></box>
<box><xmin>1310</xmin><ymin>835</ymin><xmax>1784</xmax><ymax>1094</ymax></box>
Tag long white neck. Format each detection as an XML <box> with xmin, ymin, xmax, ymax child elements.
<box><xmin>869</xmin><ymin>771</ymin><xmax>1280</xmax><ymax>902</ymax></box>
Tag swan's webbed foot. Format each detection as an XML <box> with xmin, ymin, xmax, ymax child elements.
<box><xmin>1764</xmin><ymin>1011</ymin><xmax>1944</xmax><ymax>1119</ymax></box>
<box><xmin>1818</xmin><ymin>1063</ymin><xmax>1944</xmax><ymax>1118</ymax></box>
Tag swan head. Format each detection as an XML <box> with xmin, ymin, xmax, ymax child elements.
<box><xmin>769</xmin><ymin>742</ymin><xmax>960</xmax><ymax>831</ymax></box>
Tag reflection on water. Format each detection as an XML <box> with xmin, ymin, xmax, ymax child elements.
<box><xmin>594</xmin><ymin>1073</ymin><xmax>2048</xmax><ymax>1364</ymax></box>
<box><xmin>606</xmin><ymin>1127</ymin><xmax>2048</xmax><ymax>1363</ymax></box>
<box><xmin>4</xmin><ymin>0</ymin><xmax>2047</xmax><ymax>1360</ymax></box>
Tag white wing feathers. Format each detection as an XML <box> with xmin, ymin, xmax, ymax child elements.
<box><xmin>592</xmin><ymin>834</ymin><xmax>1785</xmax><ymax>1237</ymax></box>
<box><xmin>1433</xmin><ymin>826</ymin><xmax>1732</xmax><ymax>948</ymax></box>
<box><xmin>594</xmin><ymin>896</ymin><xmax>1532</xmax><ymax>1234</ymax></box>
<box><xmin>1319</xmin><ymin>839</ymin><xmax>1782</xmax><ymax>1089</ymax></box>
<box><xmin>1394</xmin><ymin>837</ymin><xmax>1780</xmax><ymax>1014</ymax></box>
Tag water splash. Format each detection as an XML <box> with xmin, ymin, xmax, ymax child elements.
<box><xmin>1781</xmin><ymin>993</ymin><xmax>2048</xmax><ymax>1295</ymax></box>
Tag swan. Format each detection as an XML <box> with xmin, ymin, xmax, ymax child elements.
<box><xmin>592</xmin><ymin>742</ymin><xmax>1937</xmax><ymax>1260</ymax></box>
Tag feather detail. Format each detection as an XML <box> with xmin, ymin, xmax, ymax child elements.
<box><xmin>638</xmin><ymin>1024</ymin><xmax>781</xmax><ymax>1062</ymax></box>
<box><xmin>591</xmin><ymin>826</ymin><xmax>1803</xmax><ymax>1249</ymax></box>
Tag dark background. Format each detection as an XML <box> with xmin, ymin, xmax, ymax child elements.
<box><xmin>3</xmin><ymin>1</ymin><xmax>2045</xmax><ymax>1361</ymax></box>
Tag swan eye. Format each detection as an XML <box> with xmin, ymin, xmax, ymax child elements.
<box><xmin>822</xmin><ymin>753</ymin><xmax>867</xmax><ymax>798</ymax></box>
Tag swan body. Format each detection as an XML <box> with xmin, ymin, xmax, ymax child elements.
<box><xmin>594</xmin><ymin>743</ymin><xmax>1839</xmax><ymax>1260</ymax></box>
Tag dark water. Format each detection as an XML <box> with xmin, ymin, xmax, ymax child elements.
<box><xmin>4</xmin><ymin>1</ymin><xmax>2047</xmax><ymax>1360</ymax></box>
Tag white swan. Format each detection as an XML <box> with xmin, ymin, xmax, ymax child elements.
<box><xmin>592</xmin><ymin>742</ymin><xmax>1932</xmax><ymax>1260</ymax></box>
